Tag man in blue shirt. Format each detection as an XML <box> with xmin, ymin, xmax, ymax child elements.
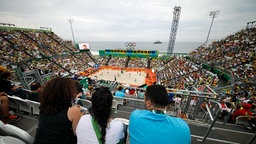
<box><xmin>129</xmin><ymin>85</ymin><xmax>191</xmax><ymax>144</ymax></box>
<box><xmin>115</xmin><ymin>86</ymin><xmax>125</xmax><ymax>98</ymax></box>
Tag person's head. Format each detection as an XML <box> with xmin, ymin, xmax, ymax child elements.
<box><xmin>83</xmin><ymin>44</ymin><xmax>87</xmax><ymax>49</ymax></box>
<box><xmin>0</xmin><ymin>66</ymin><xmax>8</xmax><ymax>74</ymax></box>
<box><xmin>40</xmin><ymin>77</ymin><xmax>78</xmax><ymax>115</ymax></box>
<box><xmin>30</xmin><ymin>82</ymin><xmax>42</xmax><ymax>92</ymax></box>
<box><xmin>118</xmin><ymin>86</ymin><xmax>123</xmax><ymax>91</ymax></box>
<box><xmin>90</xmin><ymin>87</ymin><xmax>113</xmax><ymax>143</ymax></box>
<box><xmin>0</xmin><ymin>71</ymin><xmax>11</xmax><ymax>80</ymax></box>
<box><xmin>144</xmin><ymin>85</ymin><xmax>169</xmax><ymax>110</ymax></box>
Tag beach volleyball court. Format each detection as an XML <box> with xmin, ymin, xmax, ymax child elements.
<box><xmin>89</xmin><ymin>66</ymin><xmax>156</xmax><ymax>87</ymax></box>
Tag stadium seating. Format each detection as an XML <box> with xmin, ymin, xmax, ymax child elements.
<box><xmin>8</xmin><ymin>96</ymin><xmax>19</xmax><ymax>110</ymax></box>
<box><xmin>0</xmin><ymin>136</ymin><xmax>25</xmax><ymax>144</ymax></box>
<box><xmin>26</xmin><ymin>100</ymin><xmax>40</xmax><ymax>115</ymax></box>
<box><xmin>113</xmin><ymin>97</ymin><xmax>124</xmax><ymax>106</ymax></box>
<box><xmin>1</xmin><ymin>25</ymin><xmax>255</xmax><ymax>144</ymax></box>
<box><xmin>235</xmin><ymin>116</ymin><xmax>251</xmax><ymax>126</ymax></box>
<box><xmin>79</xmin><ymin>99</ymin><xmax>92</xmax><ymax>109</ymax></box>
<box><xmin>0</xmin><ymin>120</ymin><xmax>34</xmax><ymax>144</ymax></box>
<box><xmin>112</xmin><ymin>100</ymin><xmax>118</xmax><ymax>110</ymax></box>
<box><xmin>113</xmin><ymin>118</ymin><xmax>129</xmax><ymax>125</ymax></box>
<box><xmin>8</xmin><ymin>96</ymin><xmax>31</xmax><ymax>114</ymax></box>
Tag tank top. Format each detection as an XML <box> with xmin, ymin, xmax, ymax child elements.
<box><xmin>33</xmin><ymin>107</ymin><xmax>76</xmax><ymax>144</ymax></box>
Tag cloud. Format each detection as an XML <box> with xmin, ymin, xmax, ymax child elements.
<box><xmin>0</xmin><ymin>0</ymin><xmax>255</xmax><ymax>42</ymax></box>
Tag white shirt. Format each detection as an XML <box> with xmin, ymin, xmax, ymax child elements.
<box><xmin>76</xmin><ymin>114</ymin><xmax>124</xmax><ymax>144</ymax></box>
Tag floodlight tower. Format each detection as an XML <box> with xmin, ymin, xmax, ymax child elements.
<box><xmin>205</xmin><ymin>10</ymin><xmax>220</xmax><ymax>44</ymax></box>
<box><xmin>68</xmin><ymin>19</ymin><xmax>76</xmax><ymax>46</ymax></box>
<box><xmin>167</xmin><ymin>6</ymin><xmax>181</xmax><ymax>55</ymax></box>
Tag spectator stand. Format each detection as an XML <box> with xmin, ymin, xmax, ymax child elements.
<box><xmin>189</xmin><ymin>26</ymin><xmax>256</xmax><ymax>95</ymax></box>
<box><xmin>0</xmin><ymin>27</ymin><xmax>95</xmax><ymax>79</ymax></box>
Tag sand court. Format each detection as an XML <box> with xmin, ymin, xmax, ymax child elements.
<box><xmin>89</xmin><ymin>68</ymin><xmax>147</xmax><ymax>87</ymax></box>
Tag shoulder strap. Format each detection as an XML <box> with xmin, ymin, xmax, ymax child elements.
<box><xmin>91</xmin><ymin>116</ymin><xmax>102</xmax><ymax>144</ymax></box>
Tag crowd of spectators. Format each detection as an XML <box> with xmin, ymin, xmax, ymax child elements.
<box><xmin>0</xmin><ymin>28</ymin><xmax>95</xmax><ymax>76</ymax></box>
<box><xmin>1</xmin><ymin>26</ymin><xmax>254</xmax><ymax>96</ymax></box>
<box><xmin>190</xmin><ymin>27</ymin><xmax>255</xmax><ymax>92</ymax></box>
<box><xmin>189</xmin><ymin>27</ymin><xmax>256</xmax><ymax>129</ymax></box>
<box><xmin>128</xmin><ymin>57</ymin><xmax>148</xmax><ymax>68</ymax></box>
<box><xmin>22</xmin><ymin>30</ymin><xmax>73</xmax><ymax>55</ymax></box>
<box><xmin>0</xmin><ymin>25</ymin><xmax>256</xmax><ymax>139</ymax></box>
<box><xmin>154</xmin><ymin>56</ymin><xmax>218</xmax><ymax>90</ymax></box>
<box><xmin>0</xmin><ymin>31</ymin><xmax>35</xmax><ymax>63</ymax></box>
<box><xmin>107</xmin><ymin>57</ymin><xmax>127</xmax><ymax>67</ymax></box>
<box><xmin>95</xmin><ymin>56</ymin><xmax>109</xmax><ymax>66</ymax></box>
<box><xmin>102</xmin><ymin>56</ymin><xmax>149</xmax><ymax>68</ymax></box>
<box><xmin>0</xmin><ymin>27</ymin><xmax>221</xmax><ymax>94</ymax></box>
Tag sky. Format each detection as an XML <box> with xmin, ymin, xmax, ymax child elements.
<box><xmin>0</xmin><ymin>0</ymin><xmax>255</xmax><ymax>42</ymax></box>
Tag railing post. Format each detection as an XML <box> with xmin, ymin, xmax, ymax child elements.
<box><xmin>247</xmin><ymin>133</ymin><xmax>256</xmax><ymax>144</ymax></box>
<box><xmin>201</xmin><ymin>100</ymin><xmax>221</xmax><ymax>143</ymax></box>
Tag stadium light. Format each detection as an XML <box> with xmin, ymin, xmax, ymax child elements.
<box><xmin>205</xmin><ymin>10</ymin><xmax>220</xmax><ymax>44</ymax></box>
<box><xmin>68</xmin><ymin>19</ymin><xmax>76</xmax><ymax>46</ymax></box>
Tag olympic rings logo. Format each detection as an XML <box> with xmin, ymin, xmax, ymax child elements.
<box><xmin>125</xmin><ymin>42</ymin><xmax>136</xmax><ymax>48</ymax></box>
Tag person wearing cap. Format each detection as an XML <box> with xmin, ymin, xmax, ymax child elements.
<box><xmin>129</xmin><ymin>85</ymin><xmax>191</xmax><ymax>144</ymax></box>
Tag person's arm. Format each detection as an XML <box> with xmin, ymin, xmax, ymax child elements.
<box><xmin>0</xmin><ymin>92</ymin><xmax>8</xmax><ymax>96</ymax></box>
<box><xmin>67</xmin><ymin>105</ymin><xmax>84</xmax><ymax>135</ymax></box>
<box><xmin>10</xmin><ymin>85</ymin><xmax>22</xmax><ymax>91</ymax></box>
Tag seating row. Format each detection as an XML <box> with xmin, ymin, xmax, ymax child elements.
<box><xmin>8</xmin><ymin>96</ymin><xmax>119</xmax><ymax>115</ymax></box>
<box><xmin>0</xmin><ymin>120</ymin><xmax>34</xmax><ymax>144</ymax></box>
<box><xmin>8</xmin><ymin>96</ymin><xmax>40</xmax><ymax>115</ymax></box>
<box><xmin>77</xmin><ymin>98</ymin><xmax>119</xmax><ymax>110</ymax></box>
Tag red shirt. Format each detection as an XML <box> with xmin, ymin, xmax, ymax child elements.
<box><xmin>232</xmin><ymin>108</ymin><xmax>252</xmax><ymax>122</ymax></box>
<box><xmin>129</xmin><ymin>89</ymin><xmax>135</xmax><ymax>95</ymax></box>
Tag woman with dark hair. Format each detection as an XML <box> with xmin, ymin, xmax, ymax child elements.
<box><xmin>34</xmin><ymin>78</ymin><xmax>84</xmax><ymax>144</ymax></box>
<box><xmin>76</xmin><ymin>87</ymin><xmax>124</xmax><ymax>144</ymax></box>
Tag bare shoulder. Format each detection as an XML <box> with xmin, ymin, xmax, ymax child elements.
<box><xmin>67</xmin><ymin>105</ymin><xmax>84</xmax><ymax>135</ymax></box>
<box><xmin>68</xmin><ymin>105</ymin><xmax>82</xmax><ymax>115</ymax></box>
<box><xmin>70</xmin><ymin>105</ymin><xmax>81</xmax><ymax>110</ymax></box>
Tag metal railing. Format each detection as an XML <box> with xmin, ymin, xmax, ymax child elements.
<box><xmin>14</xmin><ymin>68</ymin><xmax>54</xmax><ymax>89</ymax></box>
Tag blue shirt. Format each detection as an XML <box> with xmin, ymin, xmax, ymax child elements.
<box><xmin>129</xmin><ymin>110</ymin><xmax>191</xmax><ymax>144</ymax></box>
<box><xmin>115</xmin><ymin>91</ymin><xmax>125</xmax><ymax>97</ymax></box>
<box><xmin>167</xmin><ymin>93</ymin><xmax>175</xmax><ymax>102</ymax></box>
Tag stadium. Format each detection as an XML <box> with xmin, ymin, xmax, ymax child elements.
<box><xmin>0</xmin><ymin>22</ymin><xmax>255</xmax><ymax>143</ymax></box>
<box><xmin>0</xmin><ymin>2</ymin><xmax>256</xmax><ymax>144</ymax></box>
